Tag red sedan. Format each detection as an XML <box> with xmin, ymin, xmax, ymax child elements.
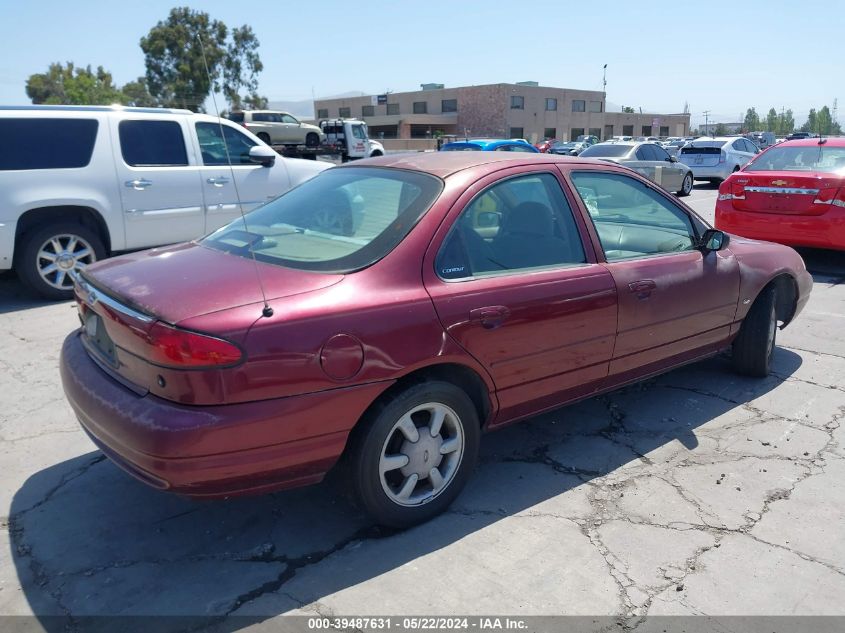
<box><xmin>716</xmin><ymin>137</ymin><xmax>845</xmax><ymax>250</ymax></box>
<box><xmin>61</xmin><ymin>153</ymin><xmax>812</xmax><ymax>527</ymax></box>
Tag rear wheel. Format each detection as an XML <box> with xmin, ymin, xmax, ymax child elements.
<box><xmin>16</xmin><ymin>223</ymin><xmax>105</xmax><ymax>300</ymax></box>
<box><xmin>257</xmin><ymin>132</ymin><xmax>271</xmax><ymax>144</ymax></box>
<box><xmin>732</xmin><ymin>286</ymin><xmax>777</xmax><ymax>377</ymax></box>
<box><xmin>349</xmin><ymin>381</ymin><xmax>480</xmax><ymax>528</ymax></box>
<box><xmin>677</xmin><ymin>172</ymin><xmax>693</xmax><ymax>197</ymax></box>
<box><xmin>305</xmin><ymin>132</ymin><xmax>320</xmax><ymax>147</ymax></box>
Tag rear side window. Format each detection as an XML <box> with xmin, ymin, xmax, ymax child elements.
<box><xmin>0</xmin><ymin>118</ymin><xmax>98</xmax><ymax>170</ymax></box>
<box><xmin>119</xmin><ymin>120</ymin><xmax>188</xmax><ymax>167</ymax></box>
<box><xmin>228</xmin><ymin>112</ymin><xmax>245</xmax><ymax>123</ymax></box>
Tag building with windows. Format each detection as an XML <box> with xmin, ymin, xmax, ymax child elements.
<box><xmin>314</xmin><ymin>82</ymin><xmax>689</xmax><ymax>143</ymax></box>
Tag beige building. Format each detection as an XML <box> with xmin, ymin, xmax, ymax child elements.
<box><xmin>314</xmin><ymin>82</ymin><xmax>690</xmax><ymax>143</ymax></box>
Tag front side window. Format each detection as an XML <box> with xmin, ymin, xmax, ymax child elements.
<box><xmin>436</xmin><ymin>173</ymin><xmax>586</xmax><ymax>280</ymax></box>
<box><xmin>0</xmin><ymin>118</ymin><xmax>98</xmax><ymax>171</ymax></box>
<box><xmin>351</xmin><ymin>125</ymin><xmax>367</xmax><ymax>139</ymax></box>
<box><xmin>572</xmin><ymin>100</ymin><xmax>586</xmax><ymax>112</ymax></box>
<box><xmin>119</xmin><ymin>120</ymin><xmax>188</xmax><ymax>167</ymax></box>
<box><xmin>202</xmin><ymin>167</ymin><xmax>442</xmax><ymax>272</ymax></box>
<box><xmin>570</xmin><ymin>171</ymin><xmax>697</xmax><ymax>261</ymax></box>
<box><xmin>281</xmin><ymin>114</ymin><xmax>299</xmax><ymax>124</ymax></box>
<box><xmin>196</xmin><ymin>122</ymin><xmax>257</xmax><ymax>165</ymax></box>
<box><xmin>510</xmin><ymin>95</ymin><xmax>524</xmax><ymax>109</ymax></box>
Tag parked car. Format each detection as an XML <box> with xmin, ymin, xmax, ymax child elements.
<box><xmin>662</xmin><ymin>139</ymin><xmax>688</xmax><ymax>158</ymax></box>
<box><xmin>439</xmin><ymin>139</ymin><xmax>539</xmax><ymax>152</ymax></box>
<box><xmin>786</xmin><ymin>132</ymin><xmax>818</xmax><ymax>141</ymax></box>
<box><xmin>578</xmin><ymin>142</ymin><xmax>694</xmax><ymax>196</ymax></box>
<box><xmin>535</xmin><ymin>138</ymin><xmax>557</xmax><ymax>153</ymax></box>
<box><xmin>678</xmin><ymin>136</ymin><xmax>759</xmax><ymax>184</ymax></box>
<box><xmin>715</xmin><ymin>138</ymin><xmax>845</xmax><ymax>250</ymax></box>
<box><xmin>0</xmin><ymin>105</ymin><xmax>330</xmax><ymax>298</ymax></box>
<box><xmin>548</xmin><ymin>141</ymin><xmax>587</xmax><ymax>156</ymax></box>
<box><xmin>229</xmin><ymin>110</ymin><xmax>327</xmax><ymax>147</ymax></box>
<box><xmin>576</xmin><ymin>134</ymin><xmax>600</xmax><ymax>146</ymax></box>
<box><xmin>60</xmin><ymin>152</ymin><xmax>812</xmax><ymax>528</ymax></box>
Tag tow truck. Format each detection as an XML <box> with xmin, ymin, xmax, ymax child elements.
<box><xmin>270</xmin><ymin>118</ymin><xmax>385</xmax><ymax>162</ymax></box>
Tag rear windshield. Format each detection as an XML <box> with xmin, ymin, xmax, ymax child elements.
<box><xmin>202</xmin><ymin>167</ymin><xmax>443</xmax><ymax>272</ymax></box>
<box><xmin>579</xmin><ymin>144</ymin><xmax>631</xmax><ymax>157</ymax></box>
<box><xmin>228</xmin><ymin>112</ymin><xmax>245</xmax><ymax>123</ymax></box>
<box><xmin>681</xmin><ymin>146</ymin><xmax>722</xmax><ymax>154</ymax></box>
<box><xmin>0</xmin><ymin>118</ymin><xmax>98</xmax><ymax>170</ymax></box>
<box><xmin>441</xmin><ymin>143</ymin><xmax>482</xmax><ymax>151</ymax></box>
<box><xmin>745</xmin><ymin>145</ymin><xmax>845</xmax><ymax>173</ymax></box>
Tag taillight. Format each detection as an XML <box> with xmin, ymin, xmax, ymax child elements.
<box><xmin>719</xmin><ymin>149</ymin><xmax>727</xmax><ymax>164</ymax></box>
<box><xmin>813</xmin><ymin>187</ymin><xmax>845</xmax><ymax>209</ymax></box>
<box><xmin>718</xmin><ymin>179</ymin><xmax>745</xmax><ymax>201</ymax></box>
<box><xmin>145</xmin><ymin>322</ymin><xmax>243</xmax><ymax>368</ymax></box>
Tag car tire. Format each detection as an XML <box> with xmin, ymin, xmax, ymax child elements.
<box><xmin>16</xmin><ymin>223</ymin><xmax>105</xmax><ymax>300</ymax></box>
<box><xmin>305</xmin><ymin>132</ymin><xmax>320</xmax><ymax>148</ymax></box>
<box><xmin>677</xmin><ymin>172</ymin><xmax>693</xmax><ymax>197</ymax></box>
<box><xmin>732</xmin><ymin>285</ymin><xmax>777</xmax><ymax>377</ymax></box>
<box><xmin>349</xmin><ymin>381</ymin><xmax>480</xmax><ymax>528</ymax></box>
<box><xmin>370</xmin><ymin>151</ymin><xmax>383</xmax><ymax>157</ymax></box>
<box><xmin>257</xmin><ymin>132</ymin><xmax>271</xmax><ymax>145</ymax></box>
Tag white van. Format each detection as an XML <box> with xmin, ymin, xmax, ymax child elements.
<box><xmin>0</xmin><ymin>105</ymin><xmax>330</xmax><ymax>298</ymax></box>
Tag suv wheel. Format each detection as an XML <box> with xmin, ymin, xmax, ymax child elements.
<box><xmin>349</xmin><ymin>381</ymin><xmax>480</xmax><ymax>528</ymax></box>
<box><xmin>16</xmin><ymin>224</ymin><xmax>105</xmax><ymax>300</ymax></box>
<box><xmin>257</xmin><ymin>132</ymin><xmax>271</xmax><ymax>145</ymax></box>
<box><xmin>305</xmin><ymin>132</ymin><xmax>320</xmax><ymax>148</ymax></box>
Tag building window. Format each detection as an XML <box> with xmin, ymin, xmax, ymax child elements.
<box><xmin>622</xmin><ymin>124</ymin><xmax>634</xmax><ymax>136</ymax></box>
<box><xmin>510</xmin><ymin>95</ymin><xmax>524</xmax><ymax>109</ymax></box>
<box><xmin>572</xmin><ymin>100</ymin><xmax>586</xmax><ymax>112</ymax></box>
<box><xmin>387</xmin><ymin>103</ymin><xmax>400</xmax><ymax>115</ymax></box>
<box><xmin>545</xmin><ymin>98</ymin><xmax>557</xmax><ymax>111</ymax></box>
<box><xmin>588</xmin><ymin>101</ymin><xmax>603</xmax><ymax>113</ymax></box>
<box><xmin>338</xmin><ymin>107</ymin><xmax>351</xmax><ymax>118</ymax></box>
<box><xmin>660</xmin><ymin>125</ymin><xmax>670</xmax><ymax>137</ymax></box>
<box><xmin>543</xmin><ymin>127</ymin><xmax>556</xmax><ymax>139</ymax></box>
<box><xmin>604</xmin><ymin>124</ymin><xmax>614</xmax><ymax>139</ymax></box>
<box><xmin>589</xmin><ymin>128</ymin><xmax>601</xmax><ymax>139</ymax></box>
<box><xmin>441</xmin><ymin>98</ymin><xmax>457</xmax><ymax>113</ymax></box>
<box><xmin>642</xmin><ymin>125</ymin><xmax>653</xmax><ymax>136</ymax></box>
<box><xmin>317</xmin><ymin>108</ymin><xmax>328</xmax><ymax>119</ymax></box>
<box><xmin>413</xmin><ymin>101</ymin><xmax>428</xmax><ymax>114</ymax></box>
<box><xmin>362</xmin><ymin>105</ymin><xmax>375</xmax><ymax>117</ymax></box>
<box><xmin>570</xmin><ymin>128</ymin><xmax>585</xmax><ymax>141</ymax></box>
<box><xmin>509</xmin><ymin>127</ymin><xmax>524</xmax><ymax>139</ymax></box>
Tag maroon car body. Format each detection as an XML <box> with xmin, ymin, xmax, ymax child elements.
<box><xmin>61</xmin><ymin>152</ymin><xmax>812</xmax><ymax>525</ymax></box>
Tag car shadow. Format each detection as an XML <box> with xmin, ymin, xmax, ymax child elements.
<box><xmin>9</xmin><ymin>348</ymin><xmax>803</xmax><ymax>628</ymax></box>
<box><xmin>797</xmin><ymin>247</ymin><xmax>845</xmax><ymax>283</ymax></box>
<box><xmin>692</xmin><ymin>180</ymin><xmax>720</xmax><ymax>191</ymax></box>
<box><xmin>0</xmin><ymin>274</ymin><xmax>69</xmax><ymax>315</ymax></box>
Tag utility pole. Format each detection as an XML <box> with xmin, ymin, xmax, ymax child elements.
<box><xmin>703</xmin><ymin>110</ymin><xmax>711</xmax><ymax>135</ymax></box>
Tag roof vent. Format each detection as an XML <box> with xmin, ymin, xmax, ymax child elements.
<box><xmin>515</xmin><ymin>81</ymin><xmax>539</xmax><ymax>87</ymax></box>
<box><xmin>420</xmin><ymin>83</ymin><xmax>444</xmax><ymax>91</ymax></box>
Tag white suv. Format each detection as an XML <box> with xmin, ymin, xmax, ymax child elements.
<box><xmin>0</xmin><ymin>105</ymin><xmax>330</xmax><ymax>298</ymax></box>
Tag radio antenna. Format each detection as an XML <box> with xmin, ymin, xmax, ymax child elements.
<box><xmin>197</xmin><ymin>35</ymin><xmax>273</xmax><ymax>318</ymax></box>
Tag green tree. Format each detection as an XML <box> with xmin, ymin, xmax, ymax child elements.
<box><xmin>121</xmin><ymin>77</ymin><xmax>159</xmax><ymax>107</ymax></box>
<box><xmin>622</xmin><ymin>106</ymin><xmax>635</xmax><ymax>113</ymax></box>
<box><xmin>779</xmin><ymin>109</ymin><xmax>795</xmax><ymax>134</ymax></box>
<box><xmin>140</xmin><ymin>7</ymin><xmax>265</xmax><ymax>112</ymax></box>
<box><xmin>765</xmin><ymin>108</ymin><xmax>778</xmax><ymax>133</ymax></box>
<box><xmin>714</xmin><ymin>122</ymin><xmax>729</xmax><ymax>136</ymax></box>
<box><xmin>743</xmin><ymin>107</ymin><xmax>761</xmax><ymax>132</ymax></box>
<box><xmin>26</xmin><ymin>62</ymin><xmax>125</xmax><ymax>105</ymax></box>
<box><xmin>800</xmin><ymin>108</ymin><xmax>817</xmax><ymax>133</ymax></box>
<box><xmin>817</xmin><ymin>106</ymin><xmax>834</xmax><ymax>134</ymax></box>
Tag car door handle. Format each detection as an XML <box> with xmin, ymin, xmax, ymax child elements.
<box><xmin>125</xmin><ymin>179</ymin><xmax>152</xmax><ymax>190</ymax></box>
<box><xmin>469</xmin><ymin>306</ymin><xmax>510</xmax><ymax>329</ymax></box>
<box><xmin>206</xmin><ymin>177</ymin><xmax>230</xmax><ymax>187</ymax></box>
<box><xmin>628</xmin><ymin>280</ymin><xmax>657</xmax><ymax>298</ymax></box>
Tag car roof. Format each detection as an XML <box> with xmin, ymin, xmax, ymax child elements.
<box><xmin>352</xmin><ymin>152</ymin><xmax>598</xmax><ymax>178</ymax></box>
<box><xmin>775</xmin><ymin>137</ymin><xmax>845</xmax><ymax>147</ymax></box>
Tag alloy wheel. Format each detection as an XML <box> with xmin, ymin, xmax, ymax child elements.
<box><xmin>36</xmin><ymin>234</ymin><xmax>96</xmax><ymax>291</ymax></box>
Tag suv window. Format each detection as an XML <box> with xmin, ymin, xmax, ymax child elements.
<box><xmin>118</xmin><ymin>120</ymin><xmax>188</xmax><ymax>167</ymax></box>
<box><xmin>228</xmin><ymin>112</ymin><xmax>245</xmax><ymax>123</ymax></box>
<box><xmin>0</xmin><ymin>118</ymin><xmax>99</xmax><ymax>171</ymax></box>
<box><xmin>196</xmin><ymin>122</ymin><xmax>257</xmax><ymax>165</ymax></box>
<box><xmin>436</xmin><ymin>173</ymin><xmax>586</xmax><ymax>280</ymax></box>
<box><xmin>281</xmin><ymin>114</ymin><xmax>299</xmax><ymax>124</ymax></box>
<box><xmin>570</xmin><ymin>171</ymin><xmax>697</xmax><ymax>261</ymax></box>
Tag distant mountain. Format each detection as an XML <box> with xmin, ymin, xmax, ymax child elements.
<box><xmin>267</xmin><ymin>91</ymin><xmax>367</xmax><ymax>119</ymax></box>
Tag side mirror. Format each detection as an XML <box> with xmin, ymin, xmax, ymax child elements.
<box><xmin>476</xmin><ymin>211</ymin><xmax>501</xmax><ymax>228</ymax></box>
<box><xmin>668</xmin><ymin>155</ymin><xmax>678</xmax><ymax>162</ymax></box>
<box><xmin>249</xmin><ymin>145</ymin><xmax>276</xmax><ymax>167</ymax></box>
<box><xmin>700</xmin><ymin>229</ymin><xmax>729</xmax><ymax>252</ymax></box>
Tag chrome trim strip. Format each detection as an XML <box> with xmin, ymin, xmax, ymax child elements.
<box><xmin>71</xmin><ymin>271</ymin><xmax>155</xmax><ymax>324</ymax></box>
<box><xmin>744</xmin><ymin>186</ymin><xmax>820</xmax><ymax>195</ymax></box>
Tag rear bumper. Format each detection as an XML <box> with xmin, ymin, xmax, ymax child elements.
<box><xmin>688</xmin><ymin>164</ymin><xmax>731</xmax><ymax>181</ymax></box>
<box><xmin>60</xmin><ymin>332</ymin><xmax>391</xmax><ymax>497</ymax></box>
<box><xmin>716</xmin><ymin>203</ymin><xmax>845</xmax><ymax>251</ymax></box>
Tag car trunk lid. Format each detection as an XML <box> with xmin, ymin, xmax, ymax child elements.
<box><xmin>679</xmin><ymin>142</ymin><xmax>723</xmax><ymax>167</ymax></box>
<box><xmin>728</xmin><ymin>172</ymin><xmax>843</xmax><ymax>216</ymax></box>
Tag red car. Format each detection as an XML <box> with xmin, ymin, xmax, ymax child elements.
<box><xmin>535</xmin><ymin>138</ymin><xmax>556</xmax><ymax>153</ymax></box>
<box><xmin>716</xmin><ymin>137</ymin><xmax>845</xmax><ymax>250</ymax></box>
<box><xmin>61</xmin><ymin>153</ymin><xmax>812</xmax><ymax>527</ymax></box>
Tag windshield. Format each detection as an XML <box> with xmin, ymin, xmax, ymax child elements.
<box><xmin>201</xmin><ymin>167</ymin><xmax>443</xmax><ymax>272</ymax></box>
<box><xmin>580</xmin><ymin>144</ymin><xmax>631</xmax><ymax>157</ymax></box>
<box><xmin>745</xmin><ymin>145</ymin><xmax>845</xmax><ymax>173</ymax></box>
<box><xmin>441</xmin><ymin>143</ymin><xmax>481</xmax><ymax>151</ymax></box>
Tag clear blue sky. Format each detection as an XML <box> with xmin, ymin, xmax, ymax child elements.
<box><xmin>0</xmin><ymin>0</ymin><xmax>841</xmax><ymax>128</ymax></box>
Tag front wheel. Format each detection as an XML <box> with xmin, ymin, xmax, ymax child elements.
<box><xmin>305</xmin><ymin>132</ymin><xmax>320</xmax><ymax>147</ymax></box>
<box><xmin>677</xmin><ymin>172</ymin><xmax>693</xmax><ymax>197</ymax></box>
<box><xmin>257</xmin><ymin>132</ymin><xmax>271</xmax><ymax>145</ymax></box>
<box><xmin>16</xmin><ymin>223</ymin><xmax>105</xmax><ymax>300</ymax></box>
<box><xmin>732</xmin><ymin>286</ymin><xmax>777</xmax><ymax>377</ymax></box>
<box><xmin>349</xmin><ymin>381</ymin><xmax>480</xmax><ymax>528</ymax></box>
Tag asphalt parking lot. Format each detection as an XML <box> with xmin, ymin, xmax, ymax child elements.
<box><xmin>1</xmin><ymin>182</ymin><xmax>844</xmax><ymax>629</ymax></box>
